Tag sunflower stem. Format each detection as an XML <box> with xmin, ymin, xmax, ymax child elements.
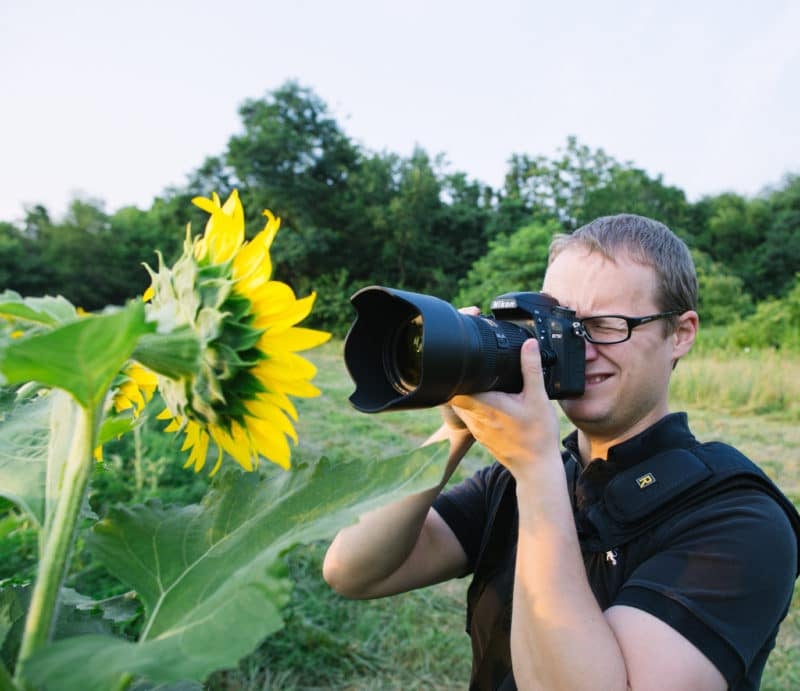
<box><xmin>112</xmin><ymin>672</ymin><xmax>134</xmax><ymax>691</ymax></box>
<box><xmin>133</xmin><ymin>424</ymin><xmax>144</xmax><ymax>497</ymax></box>
<box><xmin>0</xmin><ymin>658</ymin><xmax>18</xmax><ymax>691</ymax></box>
<box><xmin>14</xmin><ymin>402</ymin><xmax>97</xmax><ymax>688</ymax></box>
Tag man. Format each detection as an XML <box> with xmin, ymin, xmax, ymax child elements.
<box><xmin>323</xmin><ymin>214</ymin><xmax>799</xmax><ymax>690</ymax></box>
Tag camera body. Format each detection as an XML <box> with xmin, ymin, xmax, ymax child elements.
<box><xmin>488</xmin><ymin>291</ymin><xmax>586</xmax><ymax>399</ymax></box>
<box><xmin>344</xmin><ymin>286</ymin><xmax>585</xmax><ymax>413</ymax></box>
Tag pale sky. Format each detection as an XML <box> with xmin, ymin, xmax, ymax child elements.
<box><xmin>1</xmin><ymin>0</ymin><xmax>798</xmax><ymax>223</ymax></box>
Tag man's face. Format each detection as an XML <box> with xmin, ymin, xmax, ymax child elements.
<box><xmin>542</xmin><ymin>246</ymin><xmax>685</xmax><ymax>444</ymax></box>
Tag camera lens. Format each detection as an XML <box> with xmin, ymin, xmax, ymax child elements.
<box><xmin>385</xmin><ymin>315</ymin><xmax>423</xmax><ymax>393</ymax></box>
<box><xmin>345</xmin><ymin>286</ymin><xmax>582</xmax><ymax>413</ymax></box>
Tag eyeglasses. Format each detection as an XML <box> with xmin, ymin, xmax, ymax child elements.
<box><xmin>574</xmin><ymin>311</ymin><xmax>681</xmax><ymax>345</ymax></box>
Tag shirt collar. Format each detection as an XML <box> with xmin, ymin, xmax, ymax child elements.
<box><xmin>562</xmin><ymin>412</ymin><xmax>697</xmax><ymax>471</ymax></box>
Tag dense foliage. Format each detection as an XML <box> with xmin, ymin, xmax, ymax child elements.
<box><xmin>1</xmin><ymin>80</ymin><xmax>798</xmax><ymax>344</ymax></box>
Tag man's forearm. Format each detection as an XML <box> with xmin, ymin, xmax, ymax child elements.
<box><xmin>510</xmin><ymin>461</ymin><xmax>628</xmax><ymax>690</ymax></box>
<box><xmin>322</xmin><ymin>426</ymin><xmax>473</xmax><ymax>598</ymax></box>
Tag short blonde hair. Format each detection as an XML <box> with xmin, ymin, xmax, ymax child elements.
<box><xmin>549</xmin><ymin>214</ymin><xmax>697</xmax><ymax>322</ymax></box>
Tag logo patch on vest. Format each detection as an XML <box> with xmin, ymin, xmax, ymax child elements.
<box><xmin>636</xmin><ymin>472</ymin><xmax>657</xmax><ymax>489</ymax></box>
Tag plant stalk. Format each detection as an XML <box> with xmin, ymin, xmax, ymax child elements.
<box><xmin>133</xmin><ymin>424</ymin><xmax>144</xmax><ymax>497</ymax></box>
<box><xmin>0</xmin><ymin>658</ymin><xmax>18</xmax><ymax>691</ymax></box>
<box><xmin>14</xmin><ymin>403</ymin><xmax>97</xmax><ymax>687</ymax></box>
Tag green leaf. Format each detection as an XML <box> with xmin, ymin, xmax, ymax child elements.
<box><xmin>97</xmin><ymin>414</ymin><xmax>136</xmax><ymax>448</ymax></box>
<box><xmin>0</xmin><ymin>301</ymin><xmax>154</xmax><ymax>408</ymax></box>
<box><xmin>0</xmin><ymin>291</ymin><xmax>77</xmax><ymax>328</ymax></box>
<box><xmin>28</xmin><ymin>442</ymin><xmax>450</xmax><ymax>688</ymax></box>
<box><xmin>0</xmin><ymin>585</ymin><xmax>26</xmax><ymax>652</ymax></box>
<box><xmin>0</xmin><ymin>392</ymin><xmax>51</xmax><ymax>526</ymax></box>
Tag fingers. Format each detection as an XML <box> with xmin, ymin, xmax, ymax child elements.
<box><xmin>440</xmin><ymin>403</ymin><xmax>468</xmax><ymax>430</ymax></box>
<box><xmin>458</xmin><ymin>305</ymin><xmax>480</xmax><ymax>316</ymax></box>
<box><xmin>520</xmin><ymin>338</ymin><xmax>546</xmax><ymax>402</ymax></box>
<box><xmin>450</xmin><ymin>339</ymin><xmax>546</xmax><ymax>413</ymax></box>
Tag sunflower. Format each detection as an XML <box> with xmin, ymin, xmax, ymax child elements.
<box><xmin>112</xmin><ymin>362</ymin><xmax>158</xmax><ymax>417</ymax></box>
<box><xmin>145</xmin><ymin>190</ymin><xmax>330</xmax><ymax>475</ymax></box>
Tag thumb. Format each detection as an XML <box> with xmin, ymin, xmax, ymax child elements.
<box><xmin>520</xmin><ymin>338</ymin><xmax>546</xmax><ymax>394</ymax></box>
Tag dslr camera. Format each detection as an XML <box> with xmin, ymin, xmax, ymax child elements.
<box><xmin>343</xmin><ymin>286</ymin><xmax>586</xmax><ymax>413</ymax></box>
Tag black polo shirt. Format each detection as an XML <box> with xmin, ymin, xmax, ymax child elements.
<box><xmin>433</xmin><ymin>413</ymin><xmax>799</xmax><ymax>690</ymax></box>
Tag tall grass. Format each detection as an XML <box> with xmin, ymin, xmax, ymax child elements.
<box><xmin>670</xmin><ymin>349</ymin><xmax>800</xmax><ymax>419</ymax></box>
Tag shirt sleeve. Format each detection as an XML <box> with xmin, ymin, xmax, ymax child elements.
<box><xmin>614</xmin><ymin>488</ymin><xmax>797</xmax><ymax>687</ymax></box>
<box><xmin>432</xmin><ymin>464</ymin><xmax>499</xmax><ymax>570</ymax></box>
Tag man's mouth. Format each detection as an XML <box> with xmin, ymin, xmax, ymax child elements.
<box><xmin>585</xmin><ymin>374</ymin><xmax>611</xmax><ymax>386</ymax></box>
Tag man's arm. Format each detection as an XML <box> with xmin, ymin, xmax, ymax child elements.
<box><xmin>322</xmin><ymin>422</ymin><xmax>473</xmax><ymax>599</ymax></box>
<box><xmin>510</xmin><ymin>456</ymin><xmax>726</xmax><ymax>690</ymax></box>
<box><xmin>450</xmin><ymin>339</ymin><xmax>727</xmax><ymax>690</ymax></box>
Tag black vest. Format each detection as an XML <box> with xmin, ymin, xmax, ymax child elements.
<box><xmin>465</xmin><ymin>436</ymin><xmax>800</xmax><ymax>690</ymax></box>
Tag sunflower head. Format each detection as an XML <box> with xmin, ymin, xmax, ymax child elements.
<box><xmin>144</xmin><ymin>190</ymin><xmax>330</xmax><ymax>475</ymax></box>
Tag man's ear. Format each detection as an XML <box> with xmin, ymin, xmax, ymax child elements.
<box><xmin>672</xmin><ymin>310</ymin><xmax>699</xmax><ymax>363</ymax></box>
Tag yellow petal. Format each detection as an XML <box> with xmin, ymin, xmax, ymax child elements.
<box><xmin>258</xmin><ymin>326</ymin><xmax>331</xmax><ymax>353</ymax></box>
<box><xmin>253</xmin><ymin>292</ymin><xmax>316</xmax><ymax>332</ymax></box>
<box><xmin>206</xmin><ymin>441</ymin><xmax>224</xmax><ymax>475</ymax></box>
<box><xmin>246</xmin><ymin>419</ymin><xmax>291</xmax><ymax>470</ymax></box>
<box><xmin>164</xmin><ymin>417</ymin><xmax>183</xmax><ymax>433</ymax></box>
<box><xmin>192</xmin><ymin>195</ymin><xmax>222</xmax><ymax>215</ymax></box>
<box><xmin>209</xmin><ymin>423</ymin><xmax>253</xmax><ymax>472</ymax></box>
<box><xmin>258</xmin><ymin>390</ymin><xmax>299</xmax><ymax>421</ymax></box>
<box><xmin>244</xmin><ymin>398</ymin><xmax>298</xmax><ymax>443</ymax></box>
<box><xmin>253</xmin><ymin>352</ymin><xmax>318</xmax><ymax>385</ymax></box>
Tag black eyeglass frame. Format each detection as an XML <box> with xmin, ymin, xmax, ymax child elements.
<box><xmin>574</xmin><ymin>311</ymin><xmax>683</xmax><ymax>345</ymax></box>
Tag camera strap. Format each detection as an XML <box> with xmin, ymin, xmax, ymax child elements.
<box><xmin>577</xmin><ymin>443</ymin><xmax>800</xmax><ymax>574</ymax></box>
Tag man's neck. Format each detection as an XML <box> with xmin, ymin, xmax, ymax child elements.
<box><xmin>576</xmin><ymin>408</ymin><xmax>672</xmax><ymax>464</ymax></box>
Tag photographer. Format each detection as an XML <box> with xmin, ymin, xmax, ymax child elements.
<box><xmin>323</xmin><ymin>214</ymin><xmax>799</xmax><ymax>690</ymax></box>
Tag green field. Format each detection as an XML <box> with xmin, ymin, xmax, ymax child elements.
<box><xmin>204</xmin><ymin>341</ymin><xmax>800</xmax><ymax>690</ymax></box>
<box><xmin>3</xmin><ymin>341</ymin><xmax>798</xmax><ymax>689</ymax></box>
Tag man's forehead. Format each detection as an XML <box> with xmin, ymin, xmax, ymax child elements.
<box><xmin>543</xmin><ymin>247</ymin><xmax>659</xmax><ymax>313</ymax></box>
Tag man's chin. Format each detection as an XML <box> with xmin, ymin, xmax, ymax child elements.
<box><xmin>559</xmin><ymin>399</ymin><xmax>612</xmax><ymax>430</ymax></box>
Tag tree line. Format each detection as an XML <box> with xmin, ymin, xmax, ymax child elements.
<box><xmin>1</xmin><ymin>81</ymin><xmax>798</xmax><ymax>344</ymax></box>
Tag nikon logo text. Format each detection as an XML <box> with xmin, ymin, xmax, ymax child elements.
<box><xmin>636</xmin><ymin>472</ymin><xmax>656</xmax><ymax>489</ymax></box>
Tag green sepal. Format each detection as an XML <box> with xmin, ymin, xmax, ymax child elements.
<box><xmin>220</xmin><ymin>293</ymin><xmax>252</xmax><ymax>322</ymax></box>
<box><xmin>131</xmin><ymin>328</ymin><xmax>203</xmax><ymax>380</ymax></box>
<box><xmin>217</xmin><ymin>320</ymin><xmax>263</xmax><ymax>353</ymax></box>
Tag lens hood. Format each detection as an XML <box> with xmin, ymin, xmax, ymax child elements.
<box><xmin>344</xmin><ymin>286</ymin><xmax>489</xmax><ymax>413</ymax></box>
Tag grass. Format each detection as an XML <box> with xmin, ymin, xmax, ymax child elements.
<box><xmin>670</xmin><ymin>348</ymin><xmax>800</xmax><ymax>419</ymax></box>
<box><xmin>5</xmin><ymin>340</ymin><xmax>798</xmax><ymax>688</ymax></box>
<box><xmin>208</xmin><ymin>546</ymin><xmax>472</xmax><ymax>690</ymax></box>
<box><xmin>205</xmin><ymin>340</ymin><xmax>800</xmax><ymax>689</ymax></box>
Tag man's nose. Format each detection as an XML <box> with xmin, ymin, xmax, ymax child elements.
<box><xmin>584</xmin><ymin>339</ymin><xmax>600</xmax><ymax>360</ymax></box>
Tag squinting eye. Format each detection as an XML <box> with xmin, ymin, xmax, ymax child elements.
<box><xmin>588</xmin><ymin>318</ymin><xmax>624</xmax><ymax>330</ymax></box>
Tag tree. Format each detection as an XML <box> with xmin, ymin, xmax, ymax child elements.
<box><xmin>454</xmin><ymin>220</ymin><xmax>563</xmax><ymax>311</ymax></box>
<box><xmin>0</xmin><ymin>222</ymin><xmax>27</xmax><ymax>290</ymax></box>
<box><xmin>225</xmin><ymin>81</ymin><xmax>362</xmax><ymax>285</ymax></box>
<box><xmin>431</xmin><ymin>171</ymin><xmax>493</xmax><ymax>299</ymax></box>
<box><xmin>690</xmin><ymin>175</ymin><xmax>800</xmax><ymax>301</ymax></box>
<box><xmin>578</xmin><ymin>166</ymin><xmax>691</xmax><ymax>240</ymax></box>
<box><xmin>750</xmin><ymin>174</ymin><xmax>800</xmax><ymax>300</ymax></box>
<box><xmin>692</xmin><ymin>249</ymin><xmax>754</xmax><ymax>326</ymax></box>
<box><xmin>729</xmin><ymin>273</ymin><xmax>800</xmax><ymax>350</ymax></box>
<box><xmin>499</xmin><ymin>137</ymin><xmax>617</xmax><ymax>230</ymax></box>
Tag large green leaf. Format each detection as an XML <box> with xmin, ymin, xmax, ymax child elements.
<box><xmin>0</xmin><ymin>301</ymin><xmax>153</xmax><ymax>409</ymax></box>
<box><xmin>28</xmin><ymin>442</ymin><xmax>450</xmax><ymax>689</ymax></box>
<box><xmin>0</xmin><ymin>392</ymin><xmax>51</xmax><ymax>526</ymax></box>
